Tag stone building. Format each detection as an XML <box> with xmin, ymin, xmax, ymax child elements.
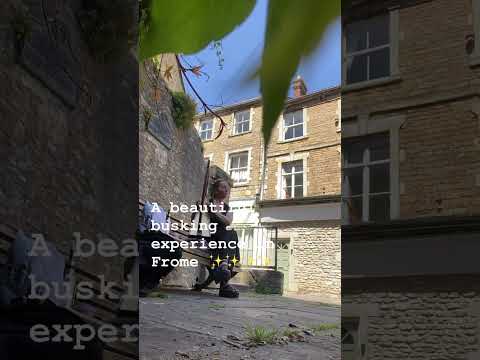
<box><xmin>195</xmin><ymin>79</ymin><xmax>341</xmax><ymax>299</ymax></box>
<box><xmin>342</xmin><ymin>0</ymin><xmax>480</xmax><ymax>358</ymax></box>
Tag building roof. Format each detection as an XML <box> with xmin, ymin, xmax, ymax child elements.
<box><xmin>195</xmin><ymin>86</ymin><xmax>340</xmax><ymax>120</ymax></box>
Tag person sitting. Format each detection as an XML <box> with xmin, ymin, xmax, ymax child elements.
<box><xmin>193</xmin><ymin>179</ymin><xmax>240</xmax><ymax>298</ymax></box>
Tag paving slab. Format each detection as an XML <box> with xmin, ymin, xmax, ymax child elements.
<box><xmin>140</xmin><ymin>288</ymin><xmax>340</xmax><ymax>360</ymax></box>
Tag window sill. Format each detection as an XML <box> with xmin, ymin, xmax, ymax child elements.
<box><xmin>277</xmin><ymin>135</ymin><xmax>308</xmax><ymax>144</ymax></box>
<box><xmin>229</xmin><ymin>130</ymin><xmax>252</xmax><ymax>138</ymax></box>
<box><xmin>232</xmin><ymin>182</ymin><xmax>250</xmax><ymax>188</ymax></box>
<box><xmin>201</xmin><ymin>138</ymin><xmax>214</xmax><ymax>143</ymax></box>
<box><xmin>342</xmin><ymin>75</ymin><xmax>402</xmax><ymax>93</ymax></box>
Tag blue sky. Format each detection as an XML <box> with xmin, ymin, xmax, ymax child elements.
<box><xmin>183</xmin><ymin>0</ymin><xmax>340</xmax><ymax>109</ymax></box>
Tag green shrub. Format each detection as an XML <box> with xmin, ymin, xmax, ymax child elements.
<box><xmin>171</xmin><ymin>91</ymin><xmax>196</xmax><ymax>129</ymax></box>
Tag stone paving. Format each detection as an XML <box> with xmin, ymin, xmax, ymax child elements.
<box><xmin>140</xmin><ymin>288</ymin><xmax>340</xmax><ymax>360</ymax></box>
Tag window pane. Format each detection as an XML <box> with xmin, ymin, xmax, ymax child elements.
<box><xmin>346</xmin><ymin>54</ymin><xmax>368</xmax><ymax>84</ymax></box>
<box><xmin>346</xmin><ymin>21</ymin><xmax>367</xmax><ymax>53</ymax></box>
<box><xmin>293</xmin><ymin>124</ymin><xmax>304</xmax><ymax>138</ymax></box>
<box><xmin>370</xmin><ymin>163</ymin><xmax>390</xmax><ymax>193</ymax></box>
<box><xmin>235</xmin><ymin>110</ymin><xmax>250</xmax><ymax>122</ymax></box>
<box><xmin>369</xmin><ymin>15</ymin><xmax>390</xmax><ymax>48</ymax></box>
<box><xmin>284</xmin><ymin>110</ymin><xmax>302</xmax><ymax>125</ymax></box>
<box><xmin>239</xmin><ymin>154</ymin><xmax>248</xmax><ymax>167</ymax></box>
<box><xmin>292</xmin><ymin>110</ymin><xmax>303</xmax><ymax>124</ymax></box>
<box><xmin>294</xmin><ymin>161</ymin><xmax>303</xmax><ymax>172</ymax></box>
<box><xmin>284</xmin><ymin>186</ymin><xmax>292</xmax><ymax>199</ymax></box>
<box><xmin>344</xmin><ymin>167</ymin><xmax>363</xmax><ymax>196</ymax></box>
<box><xmin>343</xmin><ymin>138</ymin><xmax>365</xmax><ymax>164</ymax></box>
<box><xmin>201</xmin><ymin>121</ymin><xmax>212</xmax><ymax>130</ymax></box>
<box><xmin>294</xmin><ymin>173</ymin><xmax>303</xmax><ymax>186</ymax></box>
<box><xmin>284</xmin><ymin>112</ymin><xmax>294</xmax><ymax>126</ymax></box>
<box><xmin>369</xmin><ymin>48</ymin><xmax>390</xmax><ymax>80</ymax></box>
<box><xmin>230</xmin><ymin>155</ymin><xmax>239</xmax><ymax>169</ymax></box>
<box><xmin>231</xmin><ymin>169</ymin><xmax>247</xmax><ymax>183</ymax></box>
<box><xmin>235</xmin><ymin>123</ymin><xmax>243</xmax><ymax>134</ymax></box>
<box><xmin>285</xmin><ymin>127</ymin><xmax>295</xmax><ymax>140</ymax></box>
<box><xmin>344</xmin><ymin>197</ymin><xmax>363</xmax><ymax>223</ymax></box>
<box><xmin>294</xmin><ymin>186</ymin><xmax>303</xmax><ymax>198</ymax></box>
<box><xmin>369</xmin><ymin>194</ymin><xmax>390</xmax><ymax>222</ymax></box>
<box><xmin>282</xmin><ymin>163</ymin><xmax>293</xmax><ymax>174</ymax></box>
<box><xmin>369</xmin><ymin>133</ymin><xmax>390</xmax><ymax>161</ymax></box>
<box><xmin>284</xmin><ymin>175</ymin><xmax>292</xmax><ymax>187</ymax></box>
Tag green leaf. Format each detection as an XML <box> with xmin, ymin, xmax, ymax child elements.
<box><xmin>139</xmin><ymin>0</ymin><xmax>256</xmax><ymax>61</ymax></box>
<box><xmin>260</xmin><ymin>0</ymin><xmax>340</xmax><ymax>144</ymax></box>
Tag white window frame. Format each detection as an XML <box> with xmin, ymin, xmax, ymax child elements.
<box><xmin>341</xmin><ymin>114</ymin><xmax>404</xmax><ymax>224</ymax></box>
<box><xmin>342</xmin><ymin>9</ymin><xmax>400</xmax><ymax>89</ymax></box>
<box><xmin>342</xmin><ymin>134</ymin><xmax>391</xmax><ymax>223</ymax></box>
<box><xmin>198</xmin><ymin>119</ymin><xmax>214</xmax><ymax>141</ymax></box>
<box><xmin>280</xmin><ymin>160</ymin><xmax>305</xmax><ymax>200</ymax></box>
<box><xmin>275</xmin><ymin>153</ymin><xmax>309</xmax><ymax>199</ymax></box>
<box><xmin>232</xmin><ymin>108</ymin><xmax>252</xmax><ymax>135</ymax></box>
<box><xmin>224</xmin><ymin>148</ymin><xmax>252</xmax><ymax>186</ymax></box>
<box><xmin>278</xmin><ymin>108</ymin><xmax>308</xmax><ymax>142</ymax></box>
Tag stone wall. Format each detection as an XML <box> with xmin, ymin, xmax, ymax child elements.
<box><xmin>0</xmin><ymin>0</ymin><xmax>138</xmax><ymax>283</ymax></box>
<box><xmin>343</xmin><ymin>275</ymin><xmax>480</xmax><ymax>359</ymax></box>
<box><xmin>139</xmin><ymin>58</ymin><xmax>207</xmax><ymax>287</ymax></box>
<box><xmin>277</xmin><ymin>221</ymin><xmax>341</xmax><ymax>300</ymax></box>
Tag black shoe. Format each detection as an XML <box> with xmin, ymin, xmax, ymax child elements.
<box><xmin>219</xmin><ymin>284</ymin><xmax>239</xmax><ymax>298</ymax></box>
<box><xmin>192</xmin><ymin>284</ymin><xmax>203</xmax><ymax>292</ymax></box>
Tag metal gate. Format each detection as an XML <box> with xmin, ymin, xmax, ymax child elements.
<box><xmin>234</xmin><ymin>225</ymin><xmax>278</xmax><ymax>269</ymax></box>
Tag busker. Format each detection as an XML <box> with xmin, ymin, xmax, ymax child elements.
<box><xmin>193</xmin><ymin>179</ymin><xmax>240</xmax><ymax>298</ymax></box>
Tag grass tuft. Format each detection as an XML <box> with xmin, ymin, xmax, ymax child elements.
<box><xmin>311</xmin><ymin>323</ymin><xmax>340</xmax><ymax>333</ymax></box>
<box><xmin>245</xmin><ymin>325</ymin><xmax>278</xmax><ymax>345</ymax></box>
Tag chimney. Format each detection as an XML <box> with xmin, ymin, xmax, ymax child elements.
<box><xmin>292</xmin><ymin>75</ymin><xmax>307</xmax><ymax>98</ymax></box>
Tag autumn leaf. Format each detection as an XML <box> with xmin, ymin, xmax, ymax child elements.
<box><xmin>163</xmin><ymin>64</ymin><xmax>174</xmax><ymax>81</ymax></box>
<box><xmin>190</xmin><ymin>65</ymin><xmax>203</xmax><ymax>77</ymax></box>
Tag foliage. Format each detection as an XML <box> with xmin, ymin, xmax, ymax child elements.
<box><xmin>245</xmin><ymin>325</ymin><xmax>278</xmax><ymax>345</ymax></box>
<box><xmin>139</xmin><ymin>0</ymin><xmax>255</xmax><ymax>60</ymax></box>
<box><xmin>260</xmin><ymin>0</ymin><xmax>340</xmax><ymax>143</ymax></box>
<box><xmin>311</xmin><ymin>323</ymin><xmax>340</xmax><ymax>333</ymax></box>
<box><xmin>142</xmin><ymin>106</ymin><xmax>154</xmax><ymax>128</ymax></box>
<box><xmin>147</xmin><ymin>291</ymin><xmax>168</xmax><ymax>298</ymax></box>
<box><xmin>138</xmin><ymin>0</ymin><xmax>339</xmax><ymax>144</ymax></box>
<box><xmin>77</xmin><ymin>0</ymin><xmax>137</xmax><ymax>62</ymax></box>
<box><xmin>254</xmin><ymin>283</ymin><xmax>279</xmax><ymax>294</ymax></box>
<box><xmin>210</xmin><ymin>40</ymin><xmax>224</xmax><ymax>70</ymax></box>
<box><xmin>171</xmin><ymin>91</ymin><xmax>197</xmax><ymax>129</ymax></box>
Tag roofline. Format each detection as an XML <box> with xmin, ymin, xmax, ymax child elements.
<box><xmin>196</xmin><ymin>86</ymin><xmax>340</xmax><ymax>120</ymax></box>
